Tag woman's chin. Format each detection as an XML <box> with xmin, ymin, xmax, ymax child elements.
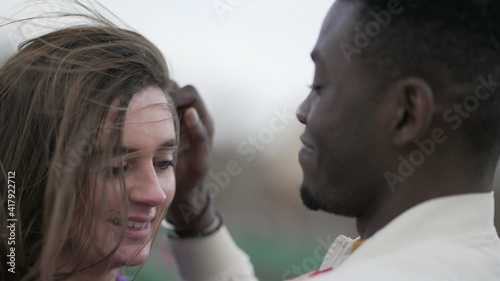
<box><xmin>111</xmin><ymin>245</ymin><xmax>151</xmax><ymax>267</ymax></box>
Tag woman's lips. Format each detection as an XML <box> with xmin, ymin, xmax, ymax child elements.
<box><xmin>110</xmin><ymin>219</ymin><xmax>148</xmax><ymax>229</ymax></box>
<box><xmin>109</xmin><ymin>217</ymin><xmax>153</xmax><ymax>239</ymax></box>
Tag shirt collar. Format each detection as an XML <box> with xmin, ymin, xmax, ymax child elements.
<box><xmin>343</xmin><ymin>192</ymin><xmax>497</xmax><ymax>265</ymax></box>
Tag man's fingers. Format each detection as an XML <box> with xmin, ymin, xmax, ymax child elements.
<box><xmin>183</xmin><ymin>107</ymin><xmax>211</xmax><ymax>162</ymax></box>
<box><xmin>185</xmin><ymin>107</ymin><xmax>201</xmax><ymax>129</ymax></box>
<box><xmin>171</xmin><ymin>85</ymin><xmax>214</xmax><ymax>138</ymax></box>
<box><xmin>171</xmin><ymin>85</ymin><xmax>202</xmax><ymax>109</ymax></box>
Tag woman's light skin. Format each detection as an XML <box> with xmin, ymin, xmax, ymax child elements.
<box><xmin>62</xmin><ymin>87</ymin><xmax>177</xmax><ymax>281</ymax></box>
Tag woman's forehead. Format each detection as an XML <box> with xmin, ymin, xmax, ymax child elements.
<box><xmin>96</xmin><ymin>87</ymin><xmax>176</xmax><ymax>153</ymax></box>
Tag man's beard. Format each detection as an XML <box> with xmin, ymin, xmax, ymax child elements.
<box><xmin>299</xmin><ymin>184</ymin><xmax>321</xmax><ymax>211</ymax></box>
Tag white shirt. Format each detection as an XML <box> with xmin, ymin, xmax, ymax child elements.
<box><xmin>311</xmin><ymin>192</ymin><xmax>500</xmax><ymax>281</ymax></box>
<box><xmin>168</xmin><ymin>226</ymin><xmax>258</xmax><ymax>281</ymax></box>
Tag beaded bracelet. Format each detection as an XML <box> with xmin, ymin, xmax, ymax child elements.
<box><xmin>162</xmin><ymin>211</ymin><xmax>224</xmax><ymax>239</ymax></box>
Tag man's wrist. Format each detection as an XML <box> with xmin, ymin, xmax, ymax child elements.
<box><xmin>166</xmin><ymin>189</ymin><xmax>217</xmax><ymax>232</ymax></box>
<box><xmin>162</xmin><ymin>211</ymin><xmax>224</xmax><ymax>239</ymax></box>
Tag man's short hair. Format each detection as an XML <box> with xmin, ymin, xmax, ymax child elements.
<box><xmin>342</xmin><ymin>0</ymin><xmax>500</xmax><ymax>157</ymax></box>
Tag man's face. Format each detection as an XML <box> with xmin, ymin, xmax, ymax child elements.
<box><xmin>297</xmin><ymin>1</ymin><xmax>387</xmax><ymax>217</ymax></box>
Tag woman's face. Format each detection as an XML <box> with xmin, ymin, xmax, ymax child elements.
<box><xmin>81</xmin><ymin>87</ymin><xmax>177</xmax><ymax>268</ymax></box>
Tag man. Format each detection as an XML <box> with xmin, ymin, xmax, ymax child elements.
<box><xmin>294</xmin><ymin>0</ymin><xmax>500</xmax><ymax>280</ymax></box>
<box><xmin>165</xmin><ymin>0</ymin><xmax>500</xmax><ymax>280</ymax></box>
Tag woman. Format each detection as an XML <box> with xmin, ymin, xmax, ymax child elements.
<box><xmin>0</xmin><ymin>20</ymin><xmax>256</xmax><ymax>281</ymax></box>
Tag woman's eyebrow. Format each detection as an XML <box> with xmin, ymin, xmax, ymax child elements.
<box><xmin>156</xmin><ymin>139</ymin><xmax>178</xmax><ymax>150</ymax></box>
<box><xmin>95</xmin><ymin>139</ymin><xmax>178</xmax><ymax>156</ymax></box>
<box><xmin>121</xmin><ymin>139</ymin><xmax>178</xmax><ymax>154</ymax></box>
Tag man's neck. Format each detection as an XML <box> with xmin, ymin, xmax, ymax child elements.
<box><xmin>355</xmin><ymin>176</ymin><xmax>492</xmax><ymax>239</ymax></box>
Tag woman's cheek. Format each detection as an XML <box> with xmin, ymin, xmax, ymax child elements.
<box><xmin>94</xmin><ymin>177</ymin><xmax>126</xmax><ymax>214</ymax></box>
<box><xmin>162</xmin><ymin>170</ymin><xmax>176</xmax><ymax>208</ymax></box>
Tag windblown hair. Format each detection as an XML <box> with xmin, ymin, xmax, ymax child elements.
<box><xmin>0</xmin><ymin>23</ymin><xmax>176</xmax><ymax>280</ymax></box>
<box><xmin>343</xmin><ymin>0</ymin><xmax>500</xmax><ymax>157</ymax></box>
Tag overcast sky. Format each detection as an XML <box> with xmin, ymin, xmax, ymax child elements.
<box><xmin>0</xmin><ymin>0</ymin><xmax>335</xmax><ymax>145</ymax></box>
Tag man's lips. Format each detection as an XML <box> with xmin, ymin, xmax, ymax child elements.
<box><xmin>300</xmin><ymin>134</ymin><xmax>316</xmax><ymax>153</ymax></box>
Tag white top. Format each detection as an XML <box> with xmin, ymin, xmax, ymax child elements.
<box><xmin>311</xmin><ymin>192</ymin><xmax>500</xmax><ymax>281</ymax></box>
<box><xmin>167</xmin><ymin>192</ymin><xmax>500</xmax><ymax>281</ymax></box>
<box><xmin>168</xmin><ymin>226</ymin><xmax>258</xmax><ymax>281</ymax></box>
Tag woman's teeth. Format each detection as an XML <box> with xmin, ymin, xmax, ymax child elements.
<box><xmin>111</xmin><ymin>219</ymin><xmax>148</xmax><ymax>229</ymax></box>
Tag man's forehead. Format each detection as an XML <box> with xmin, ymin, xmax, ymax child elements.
<box><xmin>314</xmin><ymin>1</ymin><xmax>360</xmax><ymax>61</ymax></box>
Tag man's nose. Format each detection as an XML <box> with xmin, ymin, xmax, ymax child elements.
<box><xmin>296</xmin><ymin>94</ymin><xmax>311</xmax><ymax>124</ymax></box>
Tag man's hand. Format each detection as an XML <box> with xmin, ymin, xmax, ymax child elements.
<box><xmin>166</xmin><ymin>84</ymin><xmax>216</xmax><ymax>231</ymax></box>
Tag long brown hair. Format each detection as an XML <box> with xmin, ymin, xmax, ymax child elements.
<box><xmin>0</xmin><ymin>22</ymin><xmax>176</xmax><ymax>280</ymax></box>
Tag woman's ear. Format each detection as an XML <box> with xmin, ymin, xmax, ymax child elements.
<box><xmin>390</xmin><ymin>77</ymin><xmax>435</xmax><ymax>147</ymax></box>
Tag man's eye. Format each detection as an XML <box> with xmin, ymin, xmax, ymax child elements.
<box><xmin>111</xmin><ymin>165</ymin><xmax>129</xmax><ymax>175</ymax></box>
<box><xmin>157</xmin><ymin>160</ymin><xmax>175</xmax><ymax>170</ymax></box>
<box><xmin>308</xmin><ymin>84</ymin><xmax>323</xmax><ymax>94</ymax></box>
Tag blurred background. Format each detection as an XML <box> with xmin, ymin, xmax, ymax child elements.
<box><xmin>1</xmin><ymin>1</ymin><xmax>498</xmax><ymax>280</ymax></box>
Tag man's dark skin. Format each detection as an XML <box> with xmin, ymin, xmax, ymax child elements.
<box><xmin>165</xmin><ymin>84</ymin><xmax>217</xmax><ymax>232</ymax></box>
<box><xmin>166</xmin><ymin>0</ymin><xmax>497</xmax><ymax>240</ymax></box>
<box><xmin>296</xmin><ymin>0</ymin><xmax>495</xmax><ymax>239</ymax></box>
<box><xmin>165</xmin><ymin>2</ymin><xmax>499</xmax><ymax>279</ymax></box>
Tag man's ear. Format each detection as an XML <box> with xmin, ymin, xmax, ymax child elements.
<box><xmin>390</xmin><ymin>77</ymin><xmax>435</xmax><ymax>147</ymax></box>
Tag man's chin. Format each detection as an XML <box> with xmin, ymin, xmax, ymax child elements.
<box><xmin>299</xmin><ymin>184</ymin><xmax>322</xmax><ymax>211</ymax></box>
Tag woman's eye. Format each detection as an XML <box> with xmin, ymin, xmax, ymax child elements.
<box><xmin>157</xmin><ymin>160</ymin><xmax>174</xmax><ymax>170</ymax></box>
<box><xmin>111</xmin><ymin>165</ymin><xmax>129</xmax><ymax>175</ymax></box>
